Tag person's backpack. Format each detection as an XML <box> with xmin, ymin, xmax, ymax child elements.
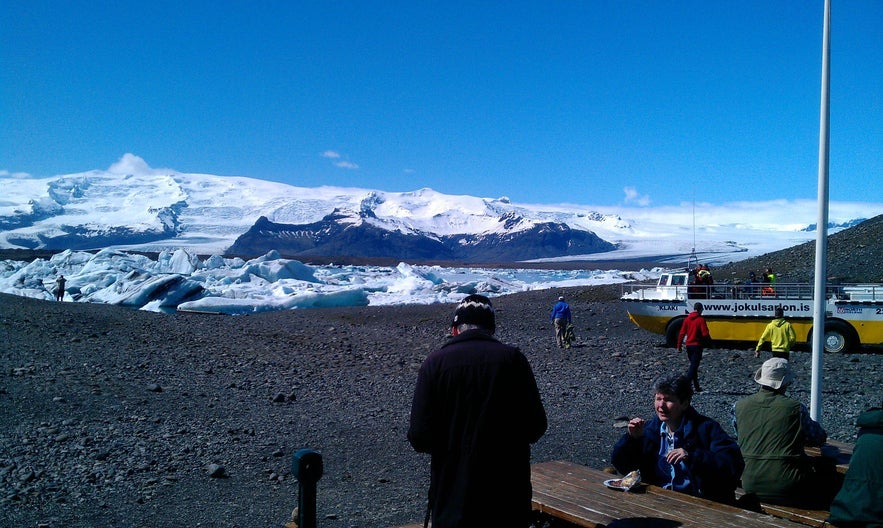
<box><xmin>564</xmin><ymin>323</ymin><xmax>576</xmax><ymax>347</ymax></box>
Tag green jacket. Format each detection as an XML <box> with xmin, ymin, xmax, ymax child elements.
<box><xmin>734</xmin><ymin>389</ymin><xmax>812</xmax><ymax>505</ymax></box>
<box><xmin>756</xmin><ymin>318</ymin><xmax>797</xmax><ymax>353</ymax></box>
<box><xmin>828</xmin><ymin>407</ymin><xmax>883</xmax><ymax>527</ymax></box>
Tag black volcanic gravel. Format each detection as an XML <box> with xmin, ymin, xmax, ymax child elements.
<box><xmin>2</xmin><ymin>284</ymin><xmax>881</xmax><ymax>528</ymax></box>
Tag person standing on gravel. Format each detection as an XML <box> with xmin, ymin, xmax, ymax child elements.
<box><xmin>408</xmin><ymin>294</ymin><xmax>548</xmax><ymax>528</ymax></box>
<box><xmin>550</xmin><ymin>295</ymin><xmax>572</xmax><ymax>348</ymax></box>
<box><xmin>676</xmin><ymin>302</ymin><xmax>710</xmax><ymax>393</ymax></box>
<box><xmin>755</xmin><ymin>307</ymin><xmax>797</xmax><ymax>359</ymax></box>
<box><xmin>54</xmin><ymin>275</ymin><xmax>66</xmax><ymax>301</ymax></box>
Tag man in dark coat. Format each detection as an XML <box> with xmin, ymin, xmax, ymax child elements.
<box><xmin>408</xmin><ymin>294</ymin><xmax>548</xmax><ymax>528</ymax></box>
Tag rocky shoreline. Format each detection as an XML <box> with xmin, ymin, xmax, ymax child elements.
<box><xmin>2</xmin><ymin>286</ymin><xmax>881</xmax><ymax>528</ymax></box>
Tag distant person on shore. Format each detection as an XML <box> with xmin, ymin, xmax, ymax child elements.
<box><xmin>677</xmin><ymin>302</ymin><xmax>710</xmax><ymax>393</ymax></box>
<box><xmin>550</xmin><ymin>295</ymin><xmax>573</xmax><ymax>349</ymax></box>
<box><xmin>828</xmin><ymin>400</ymin><xmax>883</xmax><ymax>527</ymax></box>
<box><xmin>54</xmin><ymin>275</ymin><xmax>66</xmax><ymax>301</ymax></box>
<box><xmin>733</xmin><ymin>358</ymin><xmax>830</xmax><ymax>509</ymax></box>
<box><xmin>408</xmin><ymin>294</ymin><xmax>547</xmax><ymax>528</ymax></box>
<box><xmin>611</xmin><ymin>374</ymin><xmax>744</xmax><ymax>504</ymax></box>
<box><xmin>755</xmin><ymin>307</ymin><xmax>797</xmax><ymax>359</ymax></box>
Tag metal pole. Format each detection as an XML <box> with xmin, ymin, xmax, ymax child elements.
<box><xmin>292</xmin><ymin>449</ymin><xmax>323</xmax><ymax>528</ymax></box>
<box><xmin>810</xmin><ymin>0</ymin><xmax>831</xmax><ymax>423</ymax></box>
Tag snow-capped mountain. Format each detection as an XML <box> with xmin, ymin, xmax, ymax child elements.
<box><xmin>2</xmin><ymin>154</ymin><xmax>879</xmax><ymax>264</ymax></box>
<box><xmin>225</xmin><ymin>209</ymin><xmax>616</xmax><ymax>262</ymax></box>
<box><xmin>0</xmin><ymin>155</ymin><xmax>627</xmax><ymax>261</ymax></box>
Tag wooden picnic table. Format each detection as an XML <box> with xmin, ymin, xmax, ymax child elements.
<box><xmin>531</xmin><ymin>460</ymin><xmax>806</xmax><ymax>528</ymax></box>
<box><xmin>804</xmin><ymin>439</ymin><xmax>852</xmax><ymax>474</ymax></box>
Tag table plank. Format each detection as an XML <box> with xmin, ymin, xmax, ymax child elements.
<box><xmin>532</xmin><ymin>461</ymin><xmax>805</xmax><ymax>528</ymax></box>
<box><xmin>804</xmin><ymin>440</ymin><xmax>852</xmax><ymax>474</ymax></box>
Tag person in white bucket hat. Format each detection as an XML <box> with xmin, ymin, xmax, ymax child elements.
<box><xmin>753</xmin><ymin>356</ymin><xmax>795</xmax><ymax>389</ymax></box>
<box><xmin>733</xmin><ymin>358</ymin><xmax>831</xmax><ymax>508</ymax></box>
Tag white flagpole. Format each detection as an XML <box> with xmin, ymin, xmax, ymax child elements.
<box><xmin>810</xmin><ymin>0</ymin><xmax>831</xmax><ymax>422</ymax></box>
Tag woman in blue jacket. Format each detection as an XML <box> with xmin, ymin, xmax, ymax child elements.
<box><xmin>612</xmin><ymin>374</ymin><xmax>744</xmax><ymax>504</ymax></box>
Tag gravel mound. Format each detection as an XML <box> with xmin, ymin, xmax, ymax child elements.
<box><xmin>2</xmin><ymin>287</ymin><xmax>881</xmax><ymax>528</ymax></box>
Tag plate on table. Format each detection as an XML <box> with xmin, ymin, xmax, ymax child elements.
<box><xmin>603</xmin><ymin>470</ymin><xmax>640</xmax><ymax>491</ymax></box>
<box><xmin>603</xmin><ymin>478</ymin><xmax>631</xmax><ymax>491</ymax></box>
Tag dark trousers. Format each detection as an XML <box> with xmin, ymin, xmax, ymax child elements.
<box><xmin>685</xmin><ymin>345</ymin><xmax>703</xmax><ymax>391</ymax></box>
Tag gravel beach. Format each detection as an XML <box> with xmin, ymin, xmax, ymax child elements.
<box><xmin>2</xmin><ymin>284</ymin><xmax>881</xmax><ymax>528</ymax></box>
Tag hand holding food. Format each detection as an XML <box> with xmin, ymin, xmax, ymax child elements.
<box><xmin>627</xmin><ymin>417</ymin><xmax>645</xmax><ymax>438</ymax></box>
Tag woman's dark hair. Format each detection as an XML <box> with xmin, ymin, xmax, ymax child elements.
<box><xmin>652</xmin><ymin>373</ymin><xmax>693</xmax><ymax>404</ymax></box>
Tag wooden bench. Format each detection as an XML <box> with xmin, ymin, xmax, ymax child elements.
<box><xmin>731</xmin><ymin>440</ymin><xmax>854</xmax><ymax>527</ymax></box>
<box><xmin>734</xmin><ymin>490</ymin><xmax>834</xmax><ymax>528</ymax></box>
<box><xmin>531</xmin><ymin>460</ymin><xmax>801</xmax><ymax>527</ymax></box>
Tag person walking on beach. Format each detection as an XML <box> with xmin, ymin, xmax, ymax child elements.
<box><xmin>54</xmin><ymin>275</ymin><xmax>66</xmax><ymax>302</ymax></box>
<box><xmin>755</xmin><ymin>307</ymin><xmax>797</xmax><ymax>359</ymax></box>
<box><xmin>550</xmin><ymin>295</ymin><xmax>572</xmax><ymax>348</ymax></box>
<box><xmin>677</xmin><ymin>302</ymin><xmax>710</xmax><ymax>393</ymax></box>
<box><xmin>408</xmin><ymin>294</ymin><xmax>547</xmax><ymax>528</ymax></box>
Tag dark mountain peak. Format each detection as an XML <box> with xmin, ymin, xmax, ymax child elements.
<box><xmin>227</xmin><ymin>209</ymin><xmax>616</xmax><ymax>263</ymax></box>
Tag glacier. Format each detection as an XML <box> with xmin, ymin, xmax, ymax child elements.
<box><xmin>0</xmin><ymin>249</ymin><xmax>656</xmax><ymax>315</ymax></box>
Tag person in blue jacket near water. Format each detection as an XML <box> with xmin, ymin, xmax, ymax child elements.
<box><xmin>550</xmin><ymin>295</ymin><xmax>572</xmax><ymax>348</ymax></box>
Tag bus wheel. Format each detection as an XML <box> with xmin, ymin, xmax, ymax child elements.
<box><xmin>821</xmin><ymin>321</ymin><xmax>856</xmax><ymax>353</ymax></box>
<box><xmin>665</xmin><ymin>319</ymin><xmax>684</xmax><ymax>348</ymax></box>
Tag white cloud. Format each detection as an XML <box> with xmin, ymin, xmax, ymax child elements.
<box><xmin>108</xmin><ymin>153</ymin><xmax>163</xmax><ymax>176</ymax></box>
<box><xmin>321</xmin><ymin>150</ymin><xmax>358</xmax><ymax>170</ymax></box>
<box><xmin>0</xmin><ymin>170</ymin><xmax>33</xmax><ymax>179</ymax></box>
<box><xmin>623</xmin><ymin>186</ymin><xmax>650</xmax><ymax>206</ymax></box>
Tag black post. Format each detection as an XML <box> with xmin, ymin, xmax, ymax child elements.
<box><xmin>291</xmin><ymin>449</ymin><xmax>323</xmax><ymax>528</ymax></box>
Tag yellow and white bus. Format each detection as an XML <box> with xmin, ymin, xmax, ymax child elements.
<box><xmin>621</xmin><ymin>271</ymin><xmax>883</xmax><ymax>353</ymax></box>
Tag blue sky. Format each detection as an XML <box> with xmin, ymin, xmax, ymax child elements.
<box><xmin>2</xmin><ymin>1</ymin><xmax>881</xmax><ymax>208</ymax></box>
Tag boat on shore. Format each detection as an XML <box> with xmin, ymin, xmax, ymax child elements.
<box><xmin>621</xmin><ymin>267</ymin><xmax>883</xmax><ymax>353</ymax></box>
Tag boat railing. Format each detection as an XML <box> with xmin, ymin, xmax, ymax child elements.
<box><xmin>621</xmin><ymin>282</ymin><xmax>883</xmax><ymax>302</ymax></box>
<box><xmin>620</xmin><ymin>282</ymin><xmax>689</xmax><ymax>300</ymax></box>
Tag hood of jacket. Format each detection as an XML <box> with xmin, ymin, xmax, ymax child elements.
<box><xmin>857</xmin><ymin>407</ymin><xmax>883</xmax><ymax>429</ymax></box>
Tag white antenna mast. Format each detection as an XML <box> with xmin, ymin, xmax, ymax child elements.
<box><xmin>692</xmin><ymin>196</ymin><xmax>696</xmax><ymax>255</ymax></box>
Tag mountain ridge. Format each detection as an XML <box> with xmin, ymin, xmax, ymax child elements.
<box><xmin>2</xmin><ymin>155</ymin><xmax>880</xmax><ymax>264</ymax></box>
<box><xmin>710</xmin><ymin>213</ymin><xmax>883</xmax><ymax>284</ymax></box>
<box><xmin>226</xmin><ymin>210</ymin><xmax>617</xmax><ymax>262</ymax></box>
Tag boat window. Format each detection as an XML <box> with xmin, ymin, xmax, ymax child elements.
<box><xmin>658</xmin><ymin>274</ymin><xmax>671</xmax><ymax>286</ymax></box>
<box><xmin>671</xmin><ymin>275</ymin><xmax>687</xmax><ymax>286</ymax></box>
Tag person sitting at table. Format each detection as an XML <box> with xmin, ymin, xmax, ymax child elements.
<box><xmin>827</xmin><ymin>400</ymin><xmax>883</xmax><ymax>527</ymax></box>
<box><xmin>611</xmin><ymin>373</ymin><xmax>744</xmax><ymax>504</ymax></box>
<box><xmin>733</xmin><ymin>358</ymin><xmax>830</xmax><ymax>508</ymax></box>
